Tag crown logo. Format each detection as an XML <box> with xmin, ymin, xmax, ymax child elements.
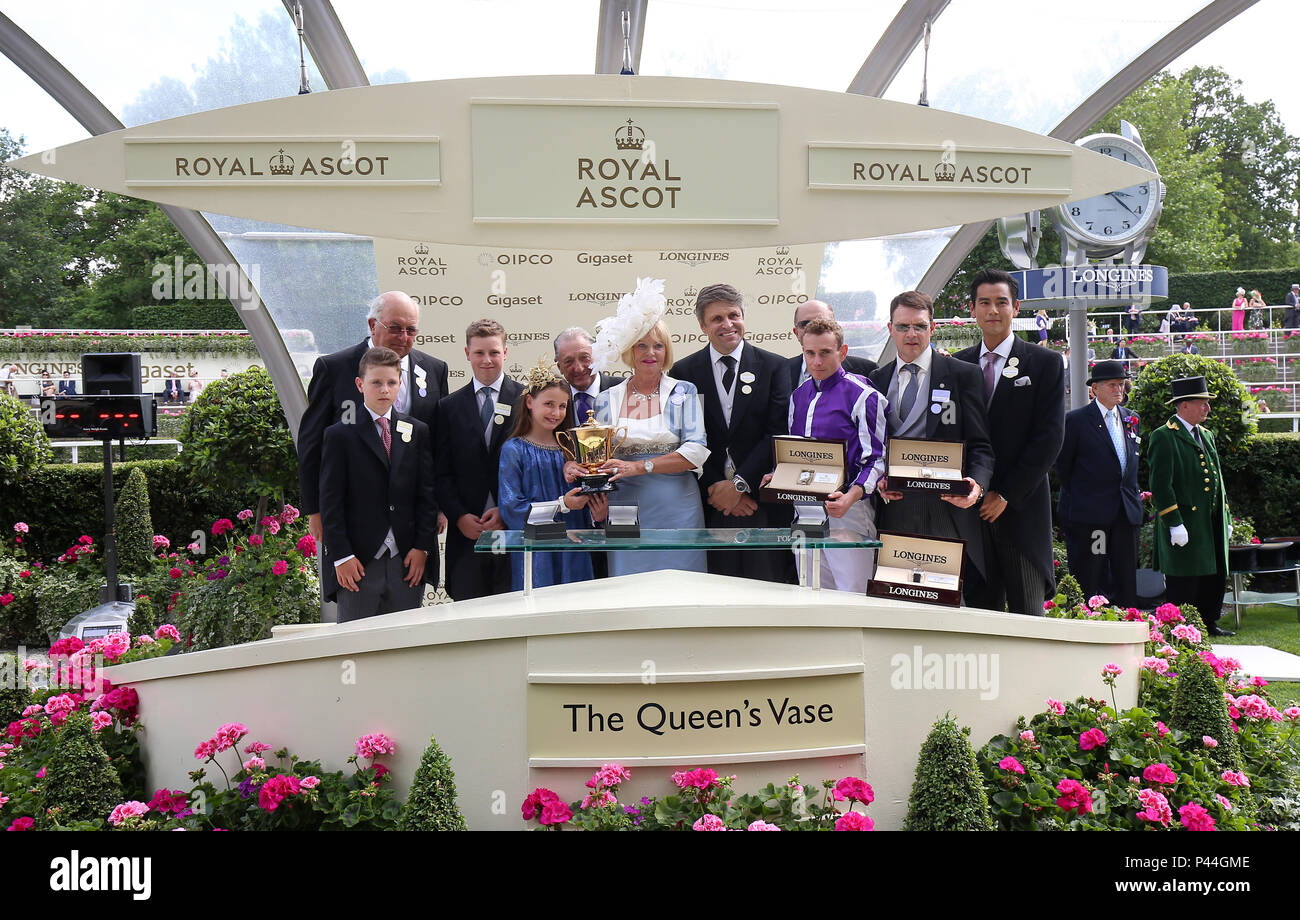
<box><xmin>414</xmin><ymin>242</ymin><xmax>429</xmax><ymax>255</ymax></box>
<box><xmin>683</xmin><ymin>285</ymin><xmax>698</xmax><ymax>299</ymax></box>
<box><xmin>776</xmin><ymin>246</ymin><xmax>790</xmax><ymax>256</ymax></box>
<box><xmin>933</xmin><ymin>162</ymin><xmax>956</xmax><ymax>183</ymax></box>
<box><xmin>269</xmin><ymin>147</ymin><xmax>295</xmax><ymax>176</ymax></box>
<box><xmin>615</xmin><ymin>118</ymin><xmax>645</xmax><ymax>151</ymax></box>
<box><xmin>509</xmin><ymin>362</ymin><xmax>525</xmax><ymax>376</ymax></box>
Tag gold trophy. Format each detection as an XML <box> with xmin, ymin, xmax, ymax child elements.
<box><xmin>557</xmin><ymin>409</ymin><xmax>629</xmax><ymax>493</ymax></box>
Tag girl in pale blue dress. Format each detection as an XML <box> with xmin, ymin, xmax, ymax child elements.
<box><xmin>593</xmin><ymin>322</ymin><xmax>710</xmax><ymax>576</ymax></box>
<box><xmin>498</xmin><ymin>371</ymin><xmax>607</xmax><ymax>591</ymax></box>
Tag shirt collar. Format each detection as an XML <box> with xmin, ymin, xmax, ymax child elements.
<box><xmin>365</xmin><ymin>404</ymin><xmax>393</xmax><ymax>423</ymax></box>
<box><xmin>573</xmin><ymin>377</ymin><xmax>601</xmax><ymax>400</ymax></box>
<box><xmin>1176</xmin><ymin>414</ymin><xmax>1198</xmax><ymax>435</ymax></box>
<box><xmin>979</xmin><ymin>333</ymin><xmax>1015</xmax><ymax>361</ymax></box>
<box><xmin>709</xmin><ymin>340</ymin><xmax>744</xmax><ymax>365</ymax></box>
<box><xmin>898</xmin><ymin>346</ymin><xmax>933</xmax><ymax>375</ymax></box>
<box><xmin>475</xmin><ymin>373</ymin><xmax>505</xmax><ymax>394</ymax></box>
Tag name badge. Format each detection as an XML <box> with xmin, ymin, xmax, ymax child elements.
<box><xmin>494</xmin><ymin>402</ymin><xmax>512</xmax><ymax>416</ymax></box>
<box><xmin>739</xmin><ymin>371</ymin><xmax>756</xmax><ymax>384</ymax></box>
<box><xmin>395</xmin><ymin>420</ymin><xmax>414</xmax><ymax>443</ymax></box>
<box><xmin>931</xmin><ymin>389</ymin><xmax>951</xmax><ymax>403</ymax></box>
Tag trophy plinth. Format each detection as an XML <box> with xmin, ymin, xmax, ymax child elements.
<box><xmin>557</xmin><ymin>410</ymin><xmax>629</xmax><ymax>495</ymax></box>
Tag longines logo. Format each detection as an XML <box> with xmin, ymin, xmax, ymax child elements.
<box><xmin>397</xmin><ymin>242</ymin><xmax>447</xmax><ymax>276</ymax></box>
<box><xmin>567</xmin><ymin>291</ymin><xmax>623</xmax><ymax>305</ymax></box>
<box><xmin>506</xmin><ymin>331</ymin><xmax>555</xmax><ymax>343</ymax></box>
<box><xmin>575</xmin><ymin>119</ymin><xmax>682</xmax><ymax>210</ymax></box>
<box><xmin>658</xmin><ymin>250</ymin><xmax>729</xmax><ymax>266</ymax></box>
<box><xmin>172</xmin><ymin>146</ymin><xmax>392</xmax><ymax>178</ymax></box>
<box><xmin>850</xmin><ymin>160</ymin><xmax>1034</xmax><ymax>186</ymax></box>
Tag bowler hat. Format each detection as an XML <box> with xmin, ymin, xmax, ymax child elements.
<box><xmin>1166</xmin><ymin>375</ymin><xmax>1215</xmax><ymax>405</ymax></box>
<box><xmin>1087</xmin><ymin>360</ymin><xmax>1130</xmax><ymax>385</ymax></box>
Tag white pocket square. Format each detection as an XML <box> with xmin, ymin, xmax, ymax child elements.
<box><xmin>1013</xmin><ymin>376</ymin><xmax>1033</xmax><ymax>387</ymax></box>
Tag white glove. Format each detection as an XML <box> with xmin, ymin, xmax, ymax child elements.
<box><xmin>1169</xmin><ymin>524</ymin><xmax>1189</xmax><ymax>547</ymax></box>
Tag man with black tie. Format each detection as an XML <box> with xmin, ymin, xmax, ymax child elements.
<box><xmin>1110</xmin><ymin>338</ymin><xmax>1138</xmax><ymax>362</ymax></box>
<box><xmin>1056</xmin><ymin>361</ymin><xmax>1142</xmax><ymax>607</ymax></box>
<box><xmin>554</xmin><ymin>326</ymin><xmax>619</xmax><ymax>423</ymax></box>
<box><xmin>953</xmin><ymin>269</ymin><xmax>1065</xmax><ymax>616</ymax></box>
<box><xmin>670</xmin><ymin>283</ymin><xmax>794</xmax><ymax>582</ymax></box>
<box><xmin>434</xmin><ymin>318</ymin><xmax>524</xmax><ymax>601</ymax></box>
<box><xmin>872</xmin><ymin>291</ymin><xmax>994</xmax><ymax>603</ymax></box>
<box><xmin>298</xmin><ymin>291</ymin><xmax>450</xmax><ymax>554</ymax></box>
<box><xmin>786</xmin><ymin>300</ymin><xmax>876</xmax><ymax>391</ymax></box>
<box><xmin>56</xmin><ymin>371</ymin><xmax>77</xmax><ymax>396</ymax></box>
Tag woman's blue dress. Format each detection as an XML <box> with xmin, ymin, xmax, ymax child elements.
<box><xmin>596</xmin><ymin>377</ymin><xmax>709</xmax><ymax>576</ymax></box>
<box><xmin>498</xmin><ymin>438</ymin><xmax>594</xmax><ymax>591</ymax></box>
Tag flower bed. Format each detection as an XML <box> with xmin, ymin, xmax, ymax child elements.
<box><xmin>1235</xmin><ymin>356</ymin><xmax>1280</xmax><ymax>382</ymax></box>
<box><xmin>1281</xmin><ymin>332</ymin><xmax>1300</xmax><ymax>354</ymax></box>
<box><xmin>1228</xmin><ymin>331</ymin><xmax>1271</xmax><ymax>356</ymax></box>
<box><xmin>1250</xmin><ymin>386</ymin><xmax>1293</xmax><ymax>413</ymax></box>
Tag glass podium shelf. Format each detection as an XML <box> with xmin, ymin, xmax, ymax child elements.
<box><xmin>475</xmin><ymin>528</ymin><xmax>881</xmax><ymax>595</ymax></box>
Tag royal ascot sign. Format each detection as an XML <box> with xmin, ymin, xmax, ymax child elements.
<box><xmin>123</xmin><ymin>137</ymin><xmax>439</xmax><ymax>187</ymax></box>
<box><xmin>1011</xmin><ymin>264</ymin><xmax>1169</xmax><ymax>307</ymax></box>
<box><xmin>526</xmin><ymin>672</ymin><xmax>864</xmax><ymax>761</ymax></box>
<box><xmin>8</xmin><ymin>75</ymin><xmax>1156</xmax><ymax>249</ymax></box>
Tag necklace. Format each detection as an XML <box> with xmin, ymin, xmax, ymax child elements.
<box><xmin>628</xmin><ymin>376</ymin><xmax>661</xmax><ymax>407</ymax></box>
<box><xmin>523</xmin><ymin>435</ymin><xmax>561</xmax><ymax>450</ymax></box>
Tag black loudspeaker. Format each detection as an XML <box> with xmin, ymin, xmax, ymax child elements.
<box><xmin>44</xmin><ymin>395</ymin><xmax>157</xmax><ymax>439</ymax></box>
<box><xmin>82</xmin><ymin>353</ymin><xmax>142</xmax><ymax>395</ymax></box>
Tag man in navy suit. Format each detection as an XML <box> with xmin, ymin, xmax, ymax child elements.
<box><xmin>1110</xmin><ymin>338</ymin><xmax>1138</xmax><ymax>362</ymax></box>
<box><xmin>1056</xmin><ymin>361</ymin><xmax>1143</xmax><ymax>608</ymax></box>
<box><xmin>785</xmin><ymin>300</ymin><xmax>877</xmax><ymax>391</ymax></box>
<box><xmin>298</xmin><ymin>291</ymin><xmax>450</xmax><ymax>573</ymax></box>
<box><xmin>56</xmin><ymin>372</ymin><xmax>77</xmax><ymax>396</ymax></box>
<box><xmin>554</xmin><ymin>326</ymin><xmax>619</xmax><ymax>423</ymax></box>
<box><xmin>435</xmin><ymin>318</ymin><xmax>524</xmax><ymax>601</ymax></box>
<box><xmin>872</xmin><ymin>291</ymin><xmax>995</xmax><ymax>603</ymax></box>
<box><xmin>953</xmin><ymin>269</ymin><xmax>1065</xmax><ymax>616</ymax></box>
<box><xmin>670</xmin><ymin>283</ymin><xmax>794</xmax><ymax>582</ymax></box>
<box><xmin>320</xmin><ymin>347</ymin><xmax>437</xmax><ymax>622</ymax></box>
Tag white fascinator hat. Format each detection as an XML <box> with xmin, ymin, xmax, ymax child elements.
<box><xmin>591</xmin><ymin>277</ymin><xmax>667</xmax><ymax>372</ymax></box>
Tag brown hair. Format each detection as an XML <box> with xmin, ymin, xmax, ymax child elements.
<box><xmin>694</xmin><ymin>283</ymin><xmax>744</xmax><ymax>323</ymax></box>
<box><xmin>466</xmin><ymin>318</ymin><xmax>506</xmax><ymax>343</ymax></box>
<box><xmin>801</xmin><ymin>317</ymin><xmax>844</xmax><ymax>348</ymax></box>
<box><xmin>619</xmin><ymin>320</ymin><xmax>674</xmax><ymax>370</ymax></box>
<box><xmin>889</xmin><ymin>290</ymin><xmax>934</xmax><ymax>321</ymax></box>
<box><xmin>358</xmin><ymin>346</ymin><xmax>401</xmax><ymax>377</ymax></box>
<box><xmin>510</xmin><ymin>381</ymin><xmax>574</xmax><ymax>441</ymax></box>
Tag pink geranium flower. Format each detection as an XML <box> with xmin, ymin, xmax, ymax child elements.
<box><xmin>1045</xmin><ymin>698</ymin><xmax>1066</xmax><ymax>716</ymax></box>
<box><xmin>834</xmin><ymin>811</ymin><xmax>874</xmax><ymax>831</ymax></box>
<box><xmin>1136</xmin><ymin>789</ymin><xmax>1172</xmax><ymax>826</ymax></box>
<box><xmin>354</xmin><ymin>732</ymin><xmax>397</xmax><ymax>759</ymax></box>
<box><xmin>211</xmin><ymin>518</ymin><xmax>234</xmax><ymax>536</ymax></box>
<box><xmin>1055</xmin><ymin>779</ymin><xmax>1093</xmax><ymax>815</ymax></box>
<box><xmin>1171</xmin><ymin>624</ymin><xmax>1202</xmax><ymax>644</ymax></box>
<box><xmin>539</xmin><ymin>799</ymin><xmax>572</xmax><ymax>826</ymax></box>
<box><xmin>1087</xmin><ymin>595</ymin><xmax>1110</xmax><ymax>610</ymax></box>
<box><xmin>108</xmin><ymin>801</ymin><xmax>150</xmax><ymax>827</ymax></box>
<box><xmin>1220</xmin><ymin>770</ymin><xmax>1250</xmax><ymax>787</ymax></box>
<box><xmin>832</xmin><ymin>776</ymin><xmax>875</xmax><ymax>804</ymax></box>
<box><xmin>1079</xmin><ymin>728</ymin><xmax>1108</xmax><ymax>751</ymax></box>
<box><xmin>1019</xmin><ymin>730</ymin><xmax>1035</xmax><ymax>744</ymax></box>
<box><xmin>1101</xmin><ymin>663</ymin><xmax>1122</xmax><ymax>678</ymax></box>
<box><xmin>998</xmin><ymin>756</ymin><xmax>1025</xmax><ymax>775</ymax></box>
<box><xmin>522</xmin><ymin>787</ymin><xmax>559</xmax><ymax>821</ymax></box>
<box><xmin>272</xmin><ymin>560</ymin><xmax>289</xmax><ymax>576</ymax></box>
<box><xmin>1142</xmin><ymin>763</ymin><xmax>1178</xmax><ymax>785</ymax></box>
<box><xmin>1178</xmin><ymin>802</ymin><xmax>1216</xmax><ymax>831</ymax></box>
<box><xmin>155</xmin><ymin>624</ymin><xmax>181</xmax><ymax>642</ymax></box>
<box><xmin>747</xmin><ymin>820</ymin><xmax>781</xmax><ymax>831</ymax></box>
<box><xmin>258</xmin><ymin>774</ymin><xmax>301</xmax><ymax>811</ymax></box>
<box><xmin>296</xmin><ymin>534</ymin><xmax>317</xmax><ymax>557</ymax></box>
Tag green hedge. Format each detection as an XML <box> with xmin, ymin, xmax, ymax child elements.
<box><xmin>0</xmin><ymin>458</ymin><xmax>298</xmax><ymax>560</ymax></box>
<box><xmin>1169</xmin><ymin>268</ymin><xmax>1300</xmax><ymax>312</ymax></box>
<box><xmin>0</xmin><ymin>332</ymin><xmax>256</xmax><ymax>358</ymax></box>
<box><xmin>1220</xmin><ymin>433</ymin><xmax>1300</xmax><ymax>539</ymax></box>
<box><xmin>129</xmin><ymin>300</ymin><xmax>245</xmax><ymax>329</ymax></box>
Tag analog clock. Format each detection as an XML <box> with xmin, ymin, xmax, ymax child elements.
<box><xmin>1053</xmin><ymin>123</ymin><xmax>1164</xmax><ymax>262</ymax></box>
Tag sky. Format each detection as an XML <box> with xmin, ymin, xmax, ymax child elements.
<box><xmin>2</xmin><ymin>0</ymin><xmax>1297</xmax><ymax>156</ymax></box>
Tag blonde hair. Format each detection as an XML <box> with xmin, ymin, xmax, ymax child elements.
<box><xmin>619</xmin><ymin>320</ymin><xmax>674</xmax><ymax>370</ymax></box>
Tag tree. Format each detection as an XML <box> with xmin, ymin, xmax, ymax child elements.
<box><xmin>397</xmin><ymin>735</ymin><xmax>469</xmax><ymax>831</ymax></box>
<box><xmin>113</xmin><ymin>467</ymin><xmax>155</xmax><ymax>574</ymax></box>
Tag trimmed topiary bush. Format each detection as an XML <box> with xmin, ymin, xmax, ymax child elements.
<box><xmin>1056</xmin><ymin>573</ymin><xmax>1084</xmax><ymax>610</ymax></box>
<box><xmin>1128</xmin><ymin>353</ymin><xmax>1254</xmax><ymax>451</ymax></box>
<box><xmin>1170</xmin><ymin>655</ymin><xmax>1241</xmax><ymax>771</ymax></box>
<box><xmin>397</xmin><ymin>735</ymin><xmax>468</xmax><ymax>831</ymax></box>
<box><xmin>113</xmin><ymin>467</ymin><xmax>154</xmax><ymax>574</ymax></box>
<box><xmin>127</xmin><ymin>594</ymin><xmax>155</xmax><ymax>638</ymax></box>
<box><xmin>0</xmin><ymin>391</ymin><xmax>52</xmax><ymax>487</ymax></box>
<box><xmin>904</xmin><ymin>714</ymin><xmax>994</xmax><ymax>831</ymax></box>
<box><xmin>39</xmin><ymin>711</ymin><xmax>124</xmax><ymax>827</ymax></box>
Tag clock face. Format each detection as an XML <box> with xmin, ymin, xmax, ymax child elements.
<box><xmin>1057</xmin><ymin>135</ymin><xmax>1160</xmax><ymax>247</ymax></box>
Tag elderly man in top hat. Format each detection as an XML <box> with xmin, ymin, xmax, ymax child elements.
<box><xmin>1056</xmin><ymin>360</ymin><xmax>1142</xmax><ymax>607</ymax></box>
<box><xmin>1144</xmin><ymin>375</ymin><xmax>1232</xmax><ymax>635</ymax></box>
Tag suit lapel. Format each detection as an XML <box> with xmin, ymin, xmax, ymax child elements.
<box><xmin>692</xmin><ymin>350</ymin><xmax>728</xmax><ymax>437</ymax></box>
<box><xmin>488</xmin><ymin>380</ymin><xmax>521</xmax><ymax>454</ymax></box>
<box><xmin>461</xmin><ymin>383</ymin><xmax>488</xmax><ymax>456</ymax></box>
<box><xmin>987</xmin><ymin>338</ymin><xmax>1020</xmax><ymax>412</ymax></box>
<box><xmin>359</xmin><ymin>413</ymin><xmax>389</xmax><ymax>469</ymax></box>
<box><xmin>925</xmin><ymin>354</ymin><xmax>947</xmax><ymax>438</ymax></box>
<box><xmin>387</xmin><ymin>413</ymin><xmax>408</xmax><ymax>489</ymax></box>
<box><xmin>726</xmin><ymin>347</ymin><xmax>757</xmax><ymax>436</ymax></box>
<box><xmin>1089</xmin><ymin>405</ymin><xmax>1122</xmax><ymax>473</ymax></box>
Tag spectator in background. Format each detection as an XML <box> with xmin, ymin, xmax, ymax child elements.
<box><xmin>1110</xmin><ymin>338</ymin><xmax>1137</xmax><ymax>362</ymax></box>
<box><xmin>1231</xmin><ymin>287</ymin><xmax>1247</xmax><ymax>332</ymax></box>
<box><xmin>39</xmin><ymin>370</ymin><xmax>56</xmax><ymax>397</ymax></box>
<box><xmin>1179</xmin><ymin>337</ymin><xmax>1199</xmax><ymax>355</ymax></box>
<box><xmin>220</xmin><ymin>368</ymin><xmax>231</xmax><ymax>380</ymax></box>
<box><xmin>164</xmin><ymin>377</ymin><xmax>185</xmax><ymax>404</ymax></box>
<box><xmin>0</xmin><ymin>363</ymin><xmax>17</xmax><ymax>397</ymax></box>
<box><xmin>186</xmin><ymin>370</ymin><xmax>204</xmax><ymax>402</ymax></box>
<box><xmin>1035</xmin><ymin>309</ymin><xmax>1049</xmax><ymax>343</ymax></box>
<box><xmin>1248</xmin><ymin>289</ymin><xmax>1267</xmax><ymax>329</ymax></box>
<box><xmin>56</xmin><ymin>371</ymin><xmax>77</xmax><ymax>396</ymax></box>
<box><xmin>1125</xmin><ymin>303</ymin><xmax>1142</xmax><ymax>335</ymax></box>
<box><xmin>1284</xmin><ymin>283</ymin><xmax>1300</xmax><ymax>329</ymax></box>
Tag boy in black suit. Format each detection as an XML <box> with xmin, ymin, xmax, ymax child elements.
<box><xmin>319</xmin><ymin>346</ymin><xmax>437</xmax><ymax>623</ymax></box>
<box><xmin>434</xmin><ymin>319</ymin><xmax>524</xmax><ymax>601</ymax></box>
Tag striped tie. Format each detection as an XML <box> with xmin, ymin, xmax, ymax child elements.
<box><xmin>1107</xmin><ymin>409</ymin><xmax>1126</xmax><ymax>473</ymax></box>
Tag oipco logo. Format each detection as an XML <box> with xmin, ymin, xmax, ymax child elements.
<box><xmin>481</xmin><ymin>252</ymin><xmax>554</xmax><ymax>266</ymax></box>
<box><xmin>411</xmin><ymin>294</ymin><xmax>464</xmax><ymax>307</ymax></box>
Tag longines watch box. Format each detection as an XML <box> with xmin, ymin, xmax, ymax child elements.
<box><xmin>605</xmin><ymin>504</ymin><xmax>641</xmax><ymax>538</ymax></box>
<box><xmin>866</xmin><ymin>531</ymin><xmax>966</xmax><ymax>607</ymax></box>
<box><xmin>523</xmin><ymin>501</ymin><xmax>567</xmax><ymax>540</ymax></box>
<box><xmin>886</xmin><ymin>437</ymin><xmax>971</xmax><ymax>496</ymax></box>
<box><xmin>760</xmin><ymin>435</ymin><xmax>848</xmax><ymax>504</ymax></box>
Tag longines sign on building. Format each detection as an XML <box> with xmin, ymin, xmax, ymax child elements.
<box><xmin>8</xmin><ymin>75</ymin><xmax>1156</xmax><ymax>250</ymax></box>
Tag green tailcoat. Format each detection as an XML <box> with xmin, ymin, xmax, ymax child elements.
<box><xmin>1144</xmin><ymin>416</ymin><xmax>1229</xmax><ymax>577</ymax></box>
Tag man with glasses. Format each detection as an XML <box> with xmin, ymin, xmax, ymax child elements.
<box><xmin>298</xmin><ymin>291</ymin><xmax>450</xmax><ymax>570</ymax></box>
<box><xmin>871</xmin><ymin>291</ymin><xmax>994</xmax><ymax>605</ymax></box>
<box><xmin>785</xmin><ymin>300</ymin><xmax>876</xmax><ymax>391</ymax></box>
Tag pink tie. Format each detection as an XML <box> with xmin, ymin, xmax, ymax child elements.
<box><xmin>982</xmin><ymin>352</ymin><xmax>998</xmax><ymax>403</ymax></box>
<box><xmin>376</xmin><ymin>416</ymin><xmax>391</xmax><ymax>458</ymax></box>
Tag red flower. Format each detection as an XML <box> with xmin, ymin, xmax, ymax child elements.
<box><xmin>522</xmin><ymin>787</ymin><xmax>560</xmax><ymax>821</ymax></box>
<box><xmin>296</xmin><ymin>534</ymin><xmax>317</xmax><ymax>557</ymax></box>
<box><xmin>6</xmin><ymin>817</ymin><xmax>34</xmax><ymax>831</ymax></box>
<box><xmin>211</xmin><ymin>519</ymin><xmax>234</xmax><ymax>537</ymax></box>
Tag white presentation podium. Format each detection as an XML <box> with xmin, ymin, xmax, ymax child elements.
<box><xmin>108</xmin><ymin>571</ymin><xmax>1145</xmax><ymax>830</ymax></box>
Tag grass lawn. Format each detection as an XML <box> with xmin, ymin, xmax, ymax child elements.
<box><xmin>1212</xmin><ymin>602</ymin><xmax>1300</xmax><ymax>707</ymax></box>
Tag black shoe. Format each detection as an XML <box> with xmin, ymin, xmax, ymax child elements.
<box><xmin>1208</xmin><ymin>625</ymin><xmax>1235</xmax><ymax>637</ymax></box>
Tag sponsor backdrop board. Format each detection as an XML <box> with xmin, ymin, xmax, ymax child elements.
<box><xmin>373</xmin><ymin>239</ymin><xmax>826</xmax><ymax>380</ymax></box>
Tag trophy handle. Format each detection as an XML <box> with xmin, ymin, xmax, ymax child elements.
<box><xmin>555</xmin><ymin>429</ymin><xmax>577</xmax><ymax>462</ymax></box>
<box><xmin>610</xmin><ymin>426</ymin><xmax>629</xmax><ymax>456</ymax></box>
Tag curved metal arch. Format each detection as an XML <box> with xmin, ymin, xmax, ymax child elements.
<box><xmin>847</xmin><ymin>0</ymin><xmax>952</xmax><ymax>97</ymax></box>
<box><xmin>278</xmin><ymin>0</ymin><xmax>367</xmax><ymax>89</ymax></box>
<box><xmin>0</xmin><ymin>11</ymin><xmax>307</xmax><ymax>436</ymax></box>
<box><xmin>916</xmin><ymin>0</ymin><xmax>1262</xmax><ymax>299</ymax></box>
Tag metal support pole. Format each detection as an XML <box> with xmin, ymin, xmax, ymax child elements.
<box><xmin>1069</xmin><ymin>299</ymin><xmax>1089</xmax><ymax>410</ymax></box>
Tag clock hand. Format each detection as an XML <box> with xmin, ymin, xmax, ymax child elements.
<box><xmin>1107</xmin><ymin>192</ymin><xmax>1137</xmax><ymax>216</ymax></box>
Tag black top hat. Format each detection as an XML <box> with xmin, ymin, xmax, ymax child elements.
<box><xmin>1087</xmin><ymin>360</ymin><xmax>1130</xmax><ymax>385</ymax></box>
<box><xmin>1166</xmin><ymin>375</ymin><xmax>1215</xmax><ymax>405</ymax></box>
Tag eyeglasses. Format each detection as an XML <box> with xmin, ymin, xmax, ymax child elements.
<box><xmin>892</xmin><ymin>323</ymin><xmax>931</xmax><ymax>334</ymax></box>
<box><xmin>375</xmin><ymin>319</ymin><xmax>419</xmax><ymax>338</ymax></box>
<box><xmin>794</xmin><ymin>319</ymin><xmax>812</xmax><ymax>329</ymax></box>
